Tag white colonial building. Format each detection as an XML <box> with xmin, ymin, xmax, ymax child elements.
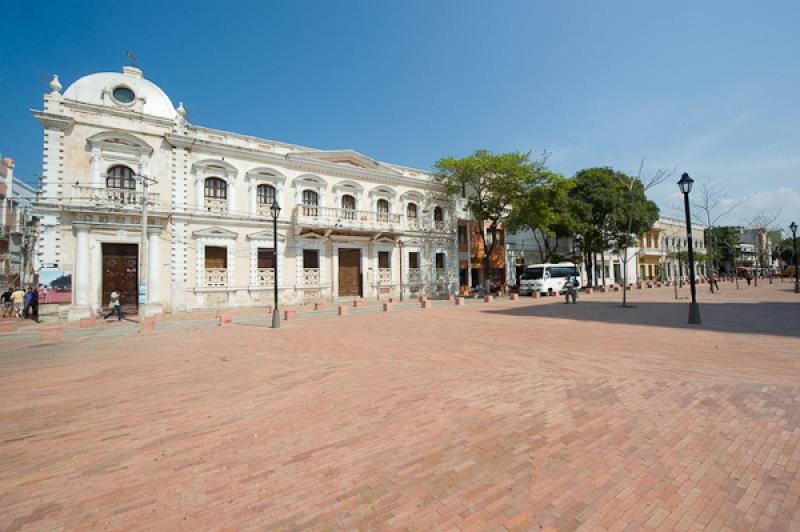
<box><xmin>33</xmin><ymin>66</ymin><xmax>457</xmax><ymax>320</ymax></box>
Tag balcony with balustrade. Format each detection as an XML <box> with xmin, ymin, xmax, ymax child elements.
<box><xmin>407</xmin><ymin>268</ymin><xmax>421</xmax><ymax>286</ymax></box>
<box><xmin>256</xmin><ymin>268</ymin><xmax>275</xmax><ymax>286</ymax></box>
<box><xmin>303</xmin><ymin>268</ymin><xmax>320</xmax><ymax>286</ymax></box>
<box><xmin>293</xmin><ymin>205</ymin><xmax>403</xmax><ymax>233</ymax></box>
<box><xmin>204</xmin><ymin>198</ymin><xmax>228</xmax><ymax>215</ymax></box>
<box><xmin>205</xmin><ymin>268</ymin><xmax>228</xmax><ymax>287</ymax></box>
<box><xmin>71</xmin><ymin>185</ymin><xmax>160</xmax><ymax>209</ymax></box>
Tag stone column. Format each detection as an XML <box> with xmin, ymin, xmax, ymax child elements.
<box><xmin>74</xmin><ymin>224</ymin><xmax>90</xmax><ymax>306</ymax></box>
<box><xmin>147</xmin><ymin>227</ymin><xmax>160</xmax><ymax>304</ymax></box>
<box><xmin>248</xmin><ymin>182</ymin><xmax>256</xmax><ymax>216</ymax></box>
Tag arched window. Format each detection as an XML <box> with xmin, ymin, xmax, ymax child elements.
<box><xmin>204</xmin><ymin>177</ymin><xmax>227</xmax><ymax>199</ymax></box>
<box><xmin>377</xmin><ymin>199</ymin><xmax>390</xmax><ymax>222</ymax></box>
<box><xmin>433</xmin><ymin>206</ymin><xmax>445</xmax><ymax>230</ymax></box>
<box><xmin>341</xmin><ymin>194</ymin><xmax>356</xmax><ymax>220</ymax></box>
<box><xmin>106</xmin><ymin>165</ymin><xmax>136</xmax><ymax>190</ymax></box>
<box><xmin>406</xmin><ymin>202</ymin><xmax>418</xmax><ymax>219</ymax></box>
<box><xmin>302</xmin><ymin>189</ymin><xmax>319</xmax><ymax>216</ymax></box>
<box><xmin>257</xmin><ymin>184</ymin><xmax>276</xmax><ymax>205</ymax></box>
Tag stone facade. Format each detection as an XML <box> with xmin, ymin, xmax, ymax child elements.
<box><xmin>33</xmin><ymin>67</ymin><xmax>457</xmax><ymax>320</ymax></box>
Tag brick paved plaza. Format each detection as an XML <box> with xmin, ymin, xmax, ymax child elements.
<box><xmin>1</xmin><ymin>283</ymin><xmax>799</xmax><ymax>530</ymax></box>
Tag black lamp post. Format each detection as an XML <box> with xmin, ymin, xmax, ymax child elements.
<box><xmin>271</xmin><ymin>199</ymin><xmax>281</xmax><ymax>328</ymax></box>
<box><xmin>678</xmin><ymin>173</ymin><xmax>701</xmax><ymax>324</ymax></box>
<box><xmin>791</xmin><ymin>221</ymin><xmax>799</xmax><ymax>294</ymax></box>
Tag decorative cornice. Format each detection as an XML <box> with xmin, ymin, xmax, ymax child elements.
<box><xmin>60</xmin><ymin>100</ymin><xmax>176</xmax><ymax>128</ymax></box>
<box><xmin>32</xmin><ymin>110</ymin><xmax>75</xmax><ymax>130</ymax></box>
<box><xmin>164</xmin><ymin>133</ymin><xmax>445</xmax><ymax>191</ymax></box>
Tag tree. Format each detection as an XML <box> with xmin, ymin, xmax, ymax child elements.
<box><xmin>505</xmin><ymin>172</ymin><xmax>580</xmax><ymax>264</ymax></box>
<box><xmin>613</xmin><ymin>161</ymin><xmax>666</xmax><ymax>308</ymax></box>
<box><xmin>691</xmin><ymin>183</ymin><xmax>748</xmax><ymax>293</ymax></box>
<box><xmin>569</xmin><ymin>165</ymin><xmax>661</xmax><ymax>305</ymax></box>
<box><xmin>569</xmin><ymin>168</ymin><xmax>626</xmax><ymax>289</ymax></box>
<box><xmin>707</xmin><ymin>226</ymin><xmax>742</xmax><ymax>289</ymax></box>
<box><xmin>435</xmin><ymin>149</ymin><xmax>542</xmax><ymax>291</ymax></box>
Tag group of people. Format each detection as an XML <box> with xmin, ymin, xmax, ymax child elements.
<box><xmin>1</xmin><ymin>287</ymin><xmax>39</xmax><ymax>320</ymax></box>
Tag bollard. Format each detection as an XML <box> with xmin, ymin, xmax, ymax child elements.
<box><xmin>314</xmin><ymin>302</ymin><xmax>325</xmax><ymax>311</ymax></box>
<box><xmin>353</xmin><ymin>300</ymin><xmax>365</xmax><ymax>308</ymax></box>
<box><xmin>39</xmin><ymin>326</ymin><xmax>63</xmax><ymax>343</ymax></box>
<box><xmin>383</xmin><ymin>302</ymin><xmax>392</xmax><ymax>312</ymax></box>
<box><xmin>601</xmin><ymin>286</ymin><xmax>608</xmax><ymax>293</ymax></box>
<box><xmin>484</xmin><ymin>295</ymin><xmax>493</xmax><ymax>303</ymax></box>
<box><xmin>455</xmin><ymin>296</ymin><xmax>464</xmax><ymax>306</ymax></box>
<box><xmin>533</xmin><ymin>292</ymin><xmax>541</xmax><ymax>299</ymax></box>
<box><xmin>338</xmin><ymin>306</ymin><xmax>348</xmax><ymax>316</ymax></box>
<box><xmin>284</xmin><ymin>310</ymin><xmax>296</xmax><ymax>321</ymax></box>
<box><xmin>584</xmin><ymin>287</ymin><xmax>593</xmax><ymax>295</ymax></box>
<box><xmin>509</xmin><ymin>293</ymin><xmax>519</xmax><ymax>301</ymax></box>
<box><xmin>218</xmin><ymin>313</ymin><xmax>233</xmax><ymax>327</ymax></box>
<box><xmin>421</xmin><ymin>300</ymin><xmax>431</xmax><ymax>309</ymax></box>
<box><xmin>447</xmin><ymin>294</ymin><xmax>455</xmax><ymax>301</ymax></box>
<box><xmin>79</xmin><ymin>317</ymin><xmax>97</xmax><ymax>329</ymax></box>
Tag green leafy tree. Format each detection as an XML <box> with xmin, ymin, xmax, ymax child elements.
<box><xmin>435</xmin><ymin>149</ymin><xmax>542</xmax><ymax>291</ymax></box>
<box><xmin>569</xmin><ymin>168</ymin><xmax>625</xmax><ymax>288</ymax></box>
<box><xmin>506</xmin><ymin>172</ymin><xmax>580</xmax><ymax>263</ymax></box>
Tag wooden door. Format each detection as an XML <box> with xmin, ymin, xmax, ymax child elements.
<box><xmin>102</xmin><ymin>243</ymin><xmax>138</xmax><ymax>309</ymax></box>
<box><xmin>338</xmin><ymin>249</ymin><xmax>361</xmax><ymax>297</ymax></box>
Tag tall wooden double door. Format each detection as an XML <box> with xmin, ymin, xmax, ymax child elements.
<box><xmin>102</xmin><ymin>243</ymin><xmax>138</xmax><ymax>309</ymax></box>
<box><xmin>338</xmin><ymin>249</ymin><xmax>362</xmax><ymax>297</ymax></box>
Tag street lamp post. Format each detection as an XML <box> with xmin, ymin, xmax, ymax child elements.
<box><xmin>271</xmin><ymin>199</ymin><xmax>281</xmax><ymax>328</ymax></box>
<box><xmin>678</xmin><ymin>173</ymin><xmax>701</xmax><ymax>324</ymax></box>
<box><xmin>791</xmin><ymin>221</ymin><xmax>799</xmax><ymax>294</ymax></box>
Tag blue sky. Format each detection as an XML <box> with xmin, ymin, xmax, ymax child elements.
<box><xmin>1</xmin><ymin>0</ymin><xmax>798</xmax><ymax>230</ymax></box>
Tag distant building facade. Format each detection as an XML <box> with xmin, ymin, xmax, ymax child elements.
<box><xmin>1</xmin><ymin>157</ymin><xmax>38</xmax><ymax>289</ymax></box>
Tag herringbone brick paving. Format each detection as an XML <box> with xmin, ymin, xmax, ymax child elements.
<box><xmin>1</xmin><ymin>283</ymin><xmax>799</xmax><ymax>530</ymax></box>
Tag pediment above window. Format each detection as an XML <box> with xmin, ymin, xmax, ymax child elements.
<box><xmin>87</xmin><ymin>131</ymin><xmax>153</xmax><ymax>155</ymax></box>
<box><xmin>292</xmin><ymin>150</ymin><xmax>402</xmax><ymax>174</ymax></box>
<box><xmin>247</xmin><ymin>230</ymin><xmax>286</xmax><ymax>241</ymax></box>
<box><xmin>192</xmin><ymin>227</ymin><xmax>238</xmax><ymax>239</ymax></box>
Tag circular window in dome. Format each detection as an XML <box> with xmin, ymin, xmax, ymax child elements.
<box><xmin>112</xmin><ymin>86</ymin><xmax>135</xmax><ymax>104</ymax></box>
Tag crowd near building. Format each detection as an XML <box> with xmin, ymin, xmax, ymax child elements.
<box><xmin>21</xmin><ymin>66</ymin><xmax>767</xmax><ymax>321</ymax></box>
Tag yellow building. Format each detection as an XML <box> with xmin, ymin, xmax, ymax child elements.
<box><xmin>636</xmin><ymin>217</ymin><xmax>707</xmax><ymax>282</ymax></box>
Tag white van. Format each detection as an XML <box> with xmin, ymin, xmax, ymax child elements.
<box><xmin>518</xmin><ymin>263</ymin><xmax>582</xmax><ymax>296</ymax></box>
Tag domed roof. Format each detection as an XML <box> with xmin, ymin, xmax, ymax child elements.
<box><xmin>63</xmin><ymin>66</ymin><xmax>177</xmax><ymax>120</ymax></box>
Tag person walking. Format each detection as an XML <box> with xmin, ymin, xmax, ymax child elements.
<box><xmin>1</xmin><ymin>288</ymin><xmax>12</xmax><ymax>318</ymax></box>
<box><xmin>11</xmin><ymin>287</ymin><xmax>25</xmax><ymax>318</ymax></box>
<box><xmin>102</xmin><ymin>290</ymin><xmax>124</xmax><ymax>321</ymax></box>
<box><xmin>564</xmin><ymin>275</ymin><xmax>578</xmax><ymax>304</ymax></box>
<box><xmin>30</xmin><ymin>287</ymin><xmax>39</xmax><ymax>322</ymax></box>
<box><xmin>23</xmin><ymin>288</ymin><xmax>33</xmax><ymax>319</ymax></box>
